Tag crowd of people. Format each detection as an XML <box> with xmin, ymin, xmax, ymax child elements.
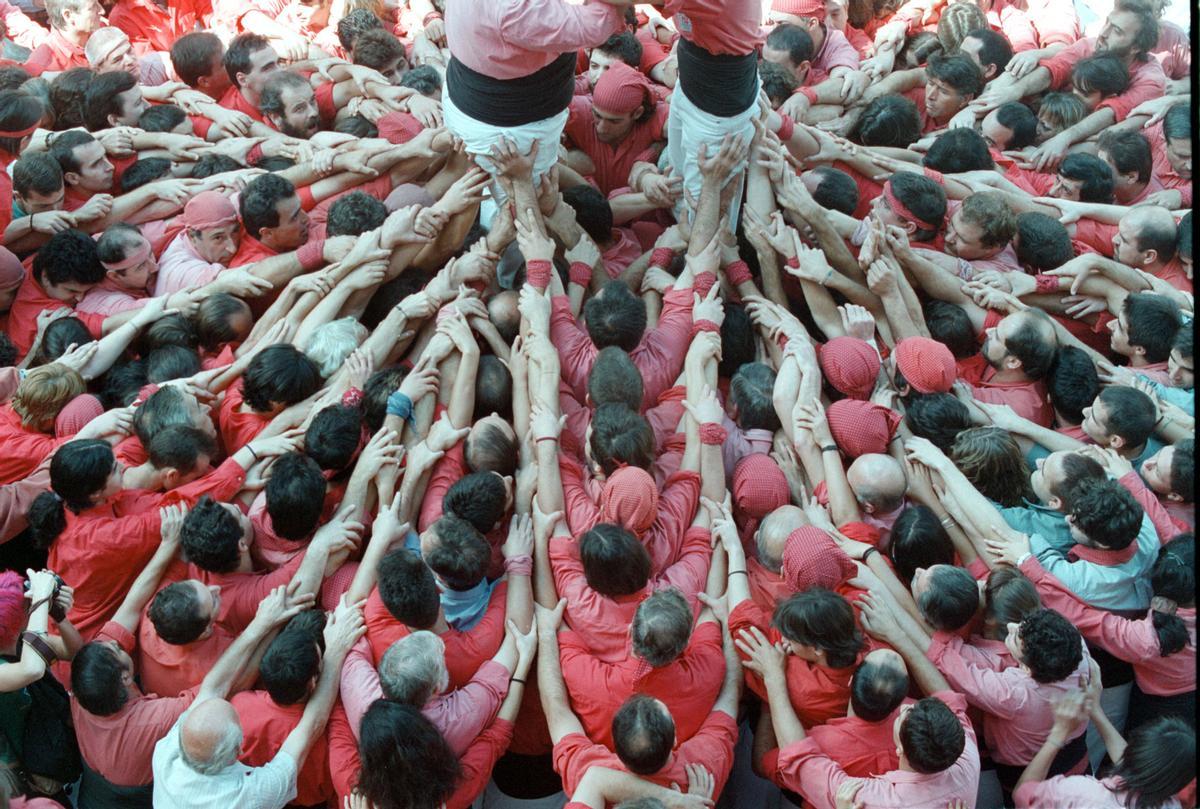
<box><xmin>0</xmin><ymin>0</ymin><xmax>1193</xmax><ymax>806</ymax></box>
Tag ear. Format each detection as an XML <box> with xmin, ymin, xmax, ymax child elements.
<box><xmin>1166</xmin><ymin>491</ymin><xmax>1184</xmax><ymax>503</ymax></box>
<box><xmin>63</xmin><ymin>170</ymin><xmax>81</xmax><ymax>187</ymax></box>
<box><xmin>107</xmin><ymin>112</ymin><xmax>120</xmax><ymax>128</ymax></box>
<box><xmin>903</xmin><ymin>220</ymin><xmax>918</xmax><ymax>237</ymax></box>
<box><xmin>984</xmin><ymin>64</ymin><xmax>997</xmax><ymax>81</ymax></box>
<box><xmin>862</xmin><ymin>501</ymin><xmax>877</xmax><ymax>514</ymax></box>
<box><xmin>1142</xmin><ymin>249</ymin><xmax>1158</xmax><ymax>267</ymax></box>
<box><xmin>1048</xmin><ymin>495</ymin><xmax>1063</xmax><ymax>511</ymax></box>
<box><xmin>236</xmin><ymin>70</ymin><xmax>249</xmax><ymax>89</ymax></box>
<box><xmin>1002</xmin><ymin>354</ymin><xmax>1023</xmax><ymax>371</ymax></box>
<box><xmin>1131</xmin><ymin>343</ymin><xmax>1147</xmax><ymax>358</ymax></box>
<box><xmin>1109</xmin><ymin>434</ymin><xmax>1126</xmax><ymax>450</ymax></box>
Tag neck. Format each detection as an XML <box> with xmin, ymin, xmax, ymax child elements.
<box><xmin>59</xmin><ymin>27</ymin><xmax>90</xmax><ymax>47</ymax></box>
<box><xmin>1115</xmin><ymin>182</ymin><xmax>1147</xmax><ymax>204</ymax></box>
<box><xmin>240</xmin><ymin>85</ymin><xmax>260</xmax><ymax>107</ymax></box>
<box><xmin>432</xmin><ymin>613</ymin><xmax>450</xmax><ymax>634</ymax></box>
<box><xmin>988</xmin><ymin>365</ymin><xmax>1030</xmax><ymax>384</ymax></box>
<box><xmin>1116</xmin><ymin>442</ymin><xmax>1146</xmax><ymax>460</ymax></box>
<box><xmin>123</xmin><ymin>463</ymin><xmax>164</xmax><ymax>492</ymax></box>
<box><xmin>1126</xmin><ymin>353</ymin><xmax>1155</xmax><ymax>368</ymax></box>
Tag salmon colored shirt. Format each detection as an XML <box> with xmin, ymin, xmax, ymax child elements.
<box><xmin>217</xmin><ymin>382</ymin><xmax>272</xmax><ymax>455</ymax></box>
<box><xmin>7</xmin><ymin>271</ymin><xmax>105</xmax><ymax>359</ymax></box>
<box><xmin>0</xmin><ymin>406</ymin><xmax>69</xmax><ymax>486</ymax></box>
<box><xmin>231</xmin><ymin>690</ymin><xmax>335</xmax><ymax>807</ymax></box>
<box><xmin>25</xmin><ymin>28</ymin><xmax>88</xmax><ymax>76</ymax></box>
<box><xmin>1040</xmin><ymin>39</ymin><xmax>1165</xmax><ymax>122</ymax></box>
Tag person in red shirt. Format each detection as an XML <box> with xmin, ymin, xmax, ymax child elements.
<box><xmin>539</xmin><ymin>597</ymin><xmax>742</xmax><ymax>798</ymax></box>
<box><xmin>216</xmin><ymin>344</ymin><xmax>322</xmax><ymax>452</ymax></box>
<box><xmin>25</xmin><ymin>0</ymin><xmax>106</xmax><ymax>77</ymax></box>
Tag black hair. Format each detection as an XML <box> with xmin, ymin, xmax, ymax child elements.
<box><xmin>48</xmin><ymin>69</ymin><xmax>93</xmax><ymax>132</ymax></box>
<box><xmin>1150</xmin><ymin>533</ymin><xmax>1193</xmax><ymax>657</ymax></box>
<box><xmin>327</xmin><ymin>191</ymin><xmax>389</xmax><ymax>237</ymax></box>
<box><xmin>595</xmin><ymin>31</ymin><xmax>642</xmax><ymax>67</ymax></box>
<box><xmin>337</xmin><ymin>8</ymin><xmax>384</xmax><ymax>53</ymax></box>
<box><xmin>916</xmin><ymin>564</ymin><xmax>979</xmax><ymax>631</ymax></box>
<box><xmin>27</xmin><ymin>439</ymin><xmax>113</xmax><ymax>548</ymax></box>
<box><xmin>239</xmin><ymin>172</ymin><xmax>298</xmax><ymax>240</ymax></box>
<box><xmin>425</xmin><ymin>514</ymin><xmax>490</xmax><ymax>591</ymax></box>
<box><xmin>133</xmin><ymin>385</ymin><xmax>197</xmax><ymax>446</ymax></box>
<box><xmin>772</xmin><ymin>588</ymin><xmax>864</xmax><ymax>669</ymax></box>
<box><xmin>352</xmin><ymin>28</ymin><xmax>406</xmax><ymax>72</ymax></box>
<box><xmin>587</xmin><ymin>346</ymin><xmax>644</xmax><ymax>411</ymax></box>
<box><xmin>376</xmin><ymin>549</ymin><xmax>439</xmax><ymax>629</ymax></box>
<box><xmin>443</xmin><ymin>472</ymin><xmax>507</xmax><ymax>535</ymax></box>
<box><xmin>265</xmin><ymin>452</ymin><xmax>327</xmax><ymax>540</ymax></box>
<box><xmin>355</xmin><ymin>700</ymin><xmax>461</xmax><ymax>809</ymax></box>
<box><xmin>729</xmin><ymin>362</ymin><xmax>781</xmax><ymax>431</ymax></box>
<box><xmin>924</xmin><ymin>52</ymin><xmax>984</xmax><ymax>98</ymax></box>
<box><xmin>32</xmin><ymin>228</ymin><xmax>105</xmax><ymax>289</ymax></box>
<box><xmin>100</xmin><ymin>358</ymin><xmax>147</xmax><ymax>408</ymax></box>
<box><xmin>963</xmin><ymin>28</ymin><xmax>1012</xmax><ymax>74</ymax></box>
<box><xmin>1003</xmin><ymin>311</ymin><xmax>1057</xmax><ymax>381</ymax></box>
<box><xmin>1097</xmin><ymin>384</ymin><xmax>1157</xmax><ymax>448</ymax></box>
<box><xmin>138</xmin><ymin>103</ymin><xmax>188</xmax><ymax>134</ymax></box>
<box><xmin>0</xmin><ymin>66</ymin><xmax>30</xmax><ymax>89</ymax></box>
<box><xmin>851</xmin><ymin>95</ymin><xmax>921</xmax><ymax>148</ymax></box>
<box><xmin>923</xmin><ymin>299</ymin><xmax>977</xmax><ymax>360</ymax></box>
<box><xmin>146</xmin><ymin>344</ymin><xmax>201</xmax><ymax>383</ymax></box>
<box><xmin>562</xmin><ymin>185</ymin><xmax>614</xmax><ymax>245</ymax></box>
<box><xmin>1168</xmin><ymin>439</ymin><xmax>1194</xmax><ymax>503</ymax></box>
<box><xmin>304</xmin><ymin>404</ymin><xmax>363</xmax><ymax>472</ymax></box>
<box><xmin>223</xmin><ymin>32</ymin><xmax>272</xmax><ymax>88</ymax></box>
<box><xmin>71</xmin><ymin>641</ymin><xmax>130</xmax><ymax>716</ymax></box>
<box><xmin>1016</xmin><ymin>607</ymin><xmax>1083</xmax><ymax>682</ymax></box>
<box><xmin>1162</xmin><ymin>102</ymin><xmax>1190</xmax><ymax>143</ymax></box>
<box><xmin>759</xmin><ymin>59</ymin><xmax>799</xmax><ymax>107</ymax></box>
<box><xmin>170</xmin><ymin>31</ymin><xmax>223</xmax><ymax>87</ymax></box>
<box><xmin>363</xmin><ymin>365</ymin><xmax>408</xmax><ymax>434</ymax></box>
<box><xmin>1014</xmin><ymin>211</ymin><xmax>1074</xmax><ymax>272</ymax></box>
<box><xmin>1108</xmin><ymin>716</ymin><xmax>1196</xmax><ymax>809</ymax></box>
<box><xmin>34</xmin><ymin>316</ymin><xmax>91</xmax><ymax>366</ymax></box>
<box><xmin>809</xmin><ymin>166</ymin><xmax>859</xmax><ymax>216</ymax></box>
<box><xmin>464</xmin><ymin>419</ymin><xmax>518</xmax><ymax>478</ymax></box>
<box><xmin>193</xmin><ymin>293</ymin><xmax>250</xmax><ymax>352</ymax></box>
<box><xmin>334</xmin><ymin>114</ymin><xmax>378</xmax><ymax>139</ymax></box>
<box><xmin>148</xmin><ymin>581</ymin><xmax>211</xmax><ymax>644</ymax></box>
<box><xmin>1046</xmin><ymin>345</ymin><xmax>1100</xmax><ymax>424</ymax></box>
<box><xmin>180</xmin><ymin>495</ymin><xmax>245</xmax><ymax>573</ymax></box>
<box><xmin>888</xmin><ymin>171</ymin><xmax>946</xmax><ymax>242</ymax></box>
<box><xmin>579</xmin><ymin>523</ymin><xmax>651</xmax><ymax>596</ymax></box>
<box><xmin>904</xmin><ymin>393</ymin><xmax>970</xmax><ymax>453</ymax></box>
<box><xmin>1071</xmin><ymin>53</ymin><xmax>1131</xmax><ymax>100</ymax></box>
<box><xmin>82</xmin><ymin>69</ymin><xmax>137</xmax><ymax>131</ymax></box>
<box><xmin>120</xmin><ymin>157</ymin><xmax>172</xmax><ymax>193</ymax></box>
<box><xmin>719</xmin><ymin>304</ymin><xmax>756</xmax><ymax>380</ymax></box>
<box><xmin>0</xmin><ymin>89</ymin><xmax>43</xmax><ymax>155</ymax></box>
<box><xmin>1065</xmin><ymin>477</ymin><xmax>1143</xmax><ymax>551</ymax></box>
<box><xmin>850</xmin><ymin>657</ymin><xmax>910</xmax><ymax>722</ymax></box>
<box><xmin>1097</xmin><ymin>128</ymin><xmax>1153</xmax><ymax>185</ymax></box>
<box><xmin>473</xmin><ymin>355</ymin><xmax>513</xmax><ymax>423</ymax></box>
<box><xmin>1057</xmin><ymin>153</ymin><xmax>1115</xmax><ymax>204</ymax></box>
<box><xmin>766</xmin><ymin>23</ymin><xmax>814</xmax><ymax>65</ymax></box>
<box><xmin>13</xmin><ymin>152</ymin><xmax>64</xmax><ymax>199</ymax></box>
<box><xmin>147</xmin><ymin>424</ymin><xmax>216</xmax><ymax>476</ymax></box>
<box><xmin>1122</xmin><ymin>293</ymin><xmax>1182</xmax><ymax>362</ymax></box>
<box><xmin>900</xmin><ymin>696</ymin><xmax>965</xmax><ymax>773</ymax></box>
<box><xmin>589</xmin><ymin>403</ymin><xmax>655</xmax><ymax>475</ymax></box>
<box><xmin>612</xmin><ymin>694</ymin><xmax>676</xmax><ymax>775</ymax></box>
<box><xmin>993</xmin><ymin>101</ymin><xmax>1037</xmax><ymax>150</ymax></box>
<box><xmin>399</xmin><ymin>64</ymin><xmax>441</xmax><ymax>96</ymax></box>
<box><xmin>923</xmin><ymin>127</ymin><xmax>994</xmax><ymax>173</ymax></box>
<box><xmin>260</xmin><ymin>610</ymin><xmax>326</xmax><ymax>705</ymax></box>
<box><xmin>889</xmin><ymin>506</ymin><xmax>955</xmax><ymax>584</ymax></box>
<box><xmin>242</xmin><ymin>344</ymin><xmax>322</xmax><ymax>412</ymax></box>
<box><xmin>191</xmin><ymin>153</ymin><xmax>243</xmax><ymax>179</ymax></box>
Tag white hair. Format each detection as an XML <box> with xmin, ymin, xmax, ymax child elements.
<box><xmin>377</xmin><ymin>631</ymin><xmax>448</xmax><ymax>706</ymax></box>
<box><xmin>180</xmin><ymin>721</ymin><xmax>243</xmax><ymax>776</ymax></box>
<box><xmin>302</xmin><ymin>317</ymin><xmax>368</xmax><ymax>379</ymax></box>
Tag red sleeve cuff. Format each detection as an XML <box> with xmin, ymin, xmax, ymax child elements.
<box><xmin>1034</xmin><ymin>274</ymin><xmax>1061</xmax><ymax>294</ymax></box>
<box><xmin>526</xmin><ymin>259</ymin><xmax>552</xmax><ymax>290</ymax></box>
<box><xmin>776</xmin><ymin>113</ymin><xmax>795</xmax><ymax>142</ymax></box>
<box><xmin>693</xmin><ymin>271</ymin><xmax>717</xmax><ymax>297</ymax></box>
<box><xmin>699</xmin><ymin>423</ymin><xmax>727</xmax><ymax>445</ymax></box>
<box><xmin>296</xmin><ymin>238</ymin><xmax>325</xmax><ymax>271</ymax></box>
<box><xmin>798</xmin><ymin>87</ymin><xmax>818</xmax><ymax>104</ymax></box>
<box><xmin>246</xmin><ymin>143</ymin><xmax>264</xmax><ymax>166</ymax></box>
<box><xmin>692</xmin><ymin>319</ymin><xmax>720</xmax><ymax>336</ymax></box>
<box><xmin>650</xmin><ymin>247</ymin><xmax>676</xmax><ymax>269</ymax></box>
<box><xmin>725</xmin><ymin>259</ymin><xmax>752</xmax><ymax>286</ymax></box>
<box><xmin>567</xmin><ymin>261</ymin><xmax>591</xmax><ymax>287</ymax></box>
<box><xmin>922</xmin><ymin>167</ymin><xmax>945</xmax><ymax>185</ymax></box>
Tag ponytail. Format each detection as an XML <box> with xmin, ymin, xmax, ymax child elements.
<box><xmin>26</xmin><ymin>439</ymin><xmax>115</xmax><ymax>549</ymax></box>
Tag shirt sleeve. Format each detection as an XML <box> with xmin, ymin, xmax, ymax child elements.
<box><xmin>248</xmin><ymin>750</ymin><xmax>299</xmax><ymax>808</ymax></box>
<box><xmin>925</xmin><ymin>632</ymin><xmax>1030</xmax><ymax>719</ymax></box>
<box><xmin>430</xmin><ymin>659</ymin><xmax>510</xmax><ymax>757</ymax></box>
<box><xmin>558</xmin><ymin>455</ymin><xmax>601</xmax><ymax>537</ymax></box>
<box><xmin>1097</xmin><ymin>59</ymin><xmax>1166</xmax><ymax>122</ymax></box>
<box><xmin>772</xmin><ymin>736</ymin><xmax>848</xmax><ymax>809</ymax></box>
<box><xmin>644</xmin><ymin>470</ymin><xmax>700</xmax><ymax>571</ymax></box>
<box><xmin>445</xmin><ymin>719</ymin><xmax>515</xmax><ymax>809</ymax></box>
<box><xmin>340</xmin><ymin>637</ymin><xmax>385</xmax><ymax>740</ymax></box>
<box><xmin>217</xmin><ymin>552</ymin><xmax>304</xmax><ymax>629</ymax></box>
<box><xmin>1039</xmin><ymin>38</ymin><xmax>1093</xmax><ymax>89</ymax></box>
<box><xmin>1116</xmin><ymin>471</ymin><xmax>1179</xmax><ymax>544</ymax></box>
<box><xmin>498</xmin><ymin>0</ymin><xmax>623</xmax><ymax>54</ymax></box>
<box><xmin>550</xmin><ymin>294</ymin><xmax>599</xmax><ymax>402</ymax></box>
<box><xmin>656</xmin><ymin>525</ymin><xmax>714</xmax><ymax>603</ymax></box>
<box><xmin>631</xmin><ymin>286</ymin><xmax>693</xmax><ymax>409</ymax></box>
<box><xmin>417</xmin><ymin>440</ymin><xmax>468</xmax><ymax>533</ymax></box>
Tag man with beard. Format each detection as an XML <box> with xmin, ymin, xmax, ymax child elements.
<box><xmin>972</xmin><ymin>0</ymin><xmax>1164</xmax><ymax>171</ymax></box>
<box><xmin>259</xmin><ymin>71</ymin><xmax>332</xmax><ymax>141</ymax></box>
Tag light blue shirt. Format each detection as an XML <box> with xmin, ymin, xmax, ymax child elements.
<box><xmin>1143</xmin><ymin>378</ymin><xmax>1194</xmax><ymax>416</ymax></box>
<box><xmin>404</xmin><ymin>529</ymin><xmax>496</xmax><ymax>631</ymax></box>
<box><xmin>1028</xmin><ymin>511</ymin><xmax>1158</xmax><ymax>612</ymax></box>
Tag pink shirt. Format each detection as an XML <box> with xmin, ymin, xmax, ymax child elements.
<box><xmin>1040</xmin><ymin>40</ymin><xmax>1165</xmax><ymax>122</ymax></box>
<box><xmin>1116</xmin><ymin>470</ymin><xmax>1182</xmax><ymax>544</ymax></box>
<box><xmin>600</xmin><ymin>226</ymin><xmax>645</xmax><ymax>279</ymax></box>
<box><xmin>444</xmin><ymin>0</ymin><xmax>622</xmax><ymax>80</ymax></box>
<box><xmin>1151</xmin><ymin>21</ymin><xmax>1189</xmax><ymax>80</ymax></box>
<box><xmin>811</xmin><ymin>26</ymin><xmax>860</xmax><ymax>75</ymax></box>
<box><xmin>1145</xmin><ymin>122</ymin><xmax>1192</xmax><ymax>207</ymax></box>
<box><xmin>76</xmin><ymin>277</ymin><xmax>147</xmax><ymax>316</ymax></box>
<box><xmin>551</xmin><ymin>286</ymin><xmax>693</xmax><ymax>412</ymax></box>
<box><xmin>155</xmin><ymin>230</ymin><xmax>226</xmax><ymax>296</ymax></box>
<box><xmin>662</xmin><ymin>0</ymin><xmax>761</xmax><ymax>56</ymax></box>
<box><xmin>549</xmin><ymin>526</ymin><xmax>710</xmax><ymax>663</ymax></box>
<box><xmin>1022</xmin><ymin>0</ymin><xmax>1079</xmax><ymax>48</ymax></box>
<box><xmin>721</xmin><ymin>417</ymin><xmax>773</xmax><ymax>479</ymax></box>
<box><xmin>1014</xmin><ymin>775</ymin><xmax>1174</xmax><ymax>809</ymax></box>
<box><xmin>1023</xmin><ymin>558</ymin><xmax>1196</xmax><ymax>697</ymax></box>
<box><xmin>775</xmin><ymin>691</ymin><xmax>981</xmax><ymax>809</ymax></box>
<box><xmin>339</xmin><ymin>638</ymin><xmax>508</xmax><ymax>756</ymax></box>
<box><xmin>926</xmin><ymin>632</ymin><xmax>1089</xmax><ymax>766</ymax></box>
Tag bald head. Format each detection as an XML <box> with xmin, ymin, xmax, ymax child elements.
<box><xmin>180</xmin><ymin>698</ymin><xmax>243</xmax><ymax>775</ymax></box>
<box><xmin>85</xmin><ymin>26</ymin><xmax>127</xmax><ymax>64</ymax></box>
<box><xmin>1123</xmin><ymin>205</ymin><xmax>1178</xmax><ymax>265</ymax></box>
<box><xmin>756</xmin><ymin>504</ymin><xmax>806</xmax><ymax>572</ymax></box>
<box><xmin>487</xmin><ymin>290</ymin><xmax>520</xmax><ymax>344</ymax></box>
<box><xmin>846</xmin><ymin>454</ymin><xmax>907</xmax><ymax>514</ymax></box>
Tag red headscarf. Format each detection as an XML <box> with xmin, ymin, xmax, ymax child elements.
<box><xmin>827</xmin><ymin>399</ymin><xmax>902</xmax><ymax>458</ymax></box>
<box><xmin>593</xmin><ymin>61</ymin><xmax>654</xmax><ymax>116</ymax></box>
<box><xmin>782</xmin><ymin>526</ymin><xmax>857</xmax><ymax>592</ymax></box>
<box><xmin>894</xmin><ymin>337</ymin><xmax>957</xmax><ymax>394</ymax></box>
<box><xmin>819</xmin><ymin>337</ymin><xmax>881</xmax><ymax>400</ymax></box>
<box><xmin>601</xmin><ymin>466</ymin><xmax>660</xmax><ymax>536</ymax></box>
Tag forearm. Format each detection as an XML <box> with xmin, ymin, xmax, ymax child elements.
<box><xmin>1059</xmin><ymin>108</ymin><xmax>1116</xmax><ymax>147</ymax></box>
<box><xmin>198</xmin><ymin>621</ymin><xmax>271</xmax><ymax>700</ymax></box>
<box><xmin>765</xmin><ymin>673</ymin><xmax>806</xmax><ymax>747</ymax></box>
<box><xmin>1015</xmin><ymin>729</ymin><xmax>1069</xmax><ymax>791</ymax></box>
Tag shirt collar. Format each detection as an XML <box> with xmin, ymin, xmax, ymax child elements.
<box><xmin>1068</xmin><ymin>542</ymin><xmax>1139</xmax><ymax>565</ymax></box>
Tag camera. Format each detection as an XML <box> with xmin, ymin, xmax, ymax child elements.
<box><xmin>24</xmin><ymin>572</ymin><xmax>67</xmax><ymax>622</ymax></box>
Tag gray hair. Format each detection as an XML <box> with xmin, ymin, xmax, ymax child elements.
<box><xmin>180</xmin><ymin>722</ymin><xmax>243</xmax><ymax>776</ymax></box>
<box><xmin>303</xmin><ymin>317</ymin><xmax>367</xmax><ymax>379</ymax></box>
<box><xmin>84</xmin><ymin>26</ymin><xmax>129</xmax><ymax>66</ymax></box>
<box><xmin>378</xmin><ymin>631</ymin><xmax>447</xmax><ymax>706</ymax></box>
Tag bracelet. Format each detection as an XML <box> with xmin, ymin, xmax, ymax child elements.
<box><xmin>862</xmin><ymin>547</ymin><xmax>879</xmax><ymax>563</ymax></box>
<box><xmin>510</xmin><ymin>677</ymin><xmax>525</xmax><ymax>685</ymax></box>
<box><xmin>247</xmin><ymin>446</ymin><xmax>259</xmax><ymax>462</ymax></box>
<box><xmin>941</xmin><ymin>516</ymin><xmax>955</xmax><ymax>528</ymax></box>
<box><xmin>386</xmin><ymin>390</ymin><xmax>414</xmax><ymax>422</ymax></box>
<box><xmin>699</xmin><ymin>423</ymin><xmax>728</xmax><ymax>446</ymax></box>
<box><xmin>730</xmin><ymin>569</ymin><xmax>748</xmax><ymax>577</ymax></box>
<box><xmin>535</xmin><ymin>435</ymin><xmax>558</xmax><ymax>443</ymax></box>
<box><xmin>820</xmin><ymin>445</ymin><xmax>838</xmax><ymax>453</ymax></box>
<box><xmin>422</xmin><ymin>10</ymin><xmax>442</xmax><ymax>25</ymax></box>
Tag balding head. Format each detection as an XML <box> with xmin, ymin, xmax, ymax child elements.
<box><xmin>1121</xmin><ymin>205</ymin><xmax>1178</xmax><ymax>267</ymax></box>
<box><xmin>847</xmin><ymin>453</ymin><xmax>907</xmax><ymax>514</ymax></box>
<box><xmin>756</xmin><ymin>504</ymin><xmax>806</xmax><ymax>572</ymax></box>
<box><xmin>180</xmin><ymin>698</ymin><xmax>243</xmax><ymax>775</ymax></box>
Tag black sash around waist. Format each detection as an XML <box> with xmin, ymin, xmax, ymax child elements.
<box><xmin>676</xmin><ymin>36</ymin><xmax>758</xmax><ymax>117</ymax></box>
<box><xmin>446</xmin><ymin>52</ymin><xmax>576</xmax><ymax>126</ymax></box>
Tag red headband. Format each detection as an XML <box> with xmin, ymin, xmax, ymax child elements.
<box><xmin>883</xmin><ymin>180</ymin><xmax>941</xmax><ymax>233</ymax></box>
<box><xmin>0</xmin><ymin>122</ymin><xmax>38</xmax><ymax>139</ymax></box>
<box><xmin>100</xmin><ymin>240</ymin><xmax>152</xmax><ymax>272</ymax></box>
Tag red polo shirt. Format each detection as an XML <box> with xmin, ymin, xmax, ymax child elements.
<box><xmin>217</xmin><ymin>382</ymin><xmax>272</xmax><ymax>454</ymax></box>
<box><xmin>0</xmin><ymin>405</ymin><xmax>68</xmax><ymax>486</ymax></box>
<box><xmin>563</xmin><ymin>95</ymin><xmax>668</xmax><ymax>196</ymax></box>
<box><xmin>25</xmin><ymin>29</ymin><xmax>88</xmax><ymax>76</ymax></box>
<box><xmin>763</xmin><ymin>704</ymin><xmax>909</xmax><ymax>783</ymax></box>
<box><xmin>109</xmin><ymin>0</ymin><xmax>193</xmax><ymax>52</ymax></box>
<box><xmin>558</xmin><ymin>621</ymin><xmax>725</xmax><ymax>750</ymax></box>
<box><xmin>7</xmin><ymin>270</ymin><xmax>106</xmax><ymax>359</ymax></box>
